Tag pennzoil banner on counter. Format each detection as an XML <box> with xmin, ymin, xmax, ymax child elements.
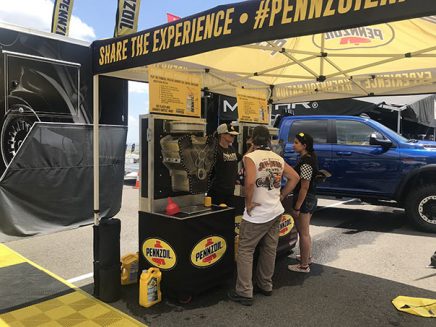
<box><xmin>149</xmin><ymin>66</ymin><xmax>201</xmax><ymax>117</ymax></box>
<box><xmin>236</xmin><ymin>88</ymin><xmax>268</xmax><ymax>124</ymax></box>
<box><xmin>51</xmin><ymin>0</ymin><xmax>74</xmax><ymax>36</ymax></box>
<box><xmin>92</xmin><ymin>0</ymin><xmax>436</xmax><ymax>74</ymax></box>
<box><xmin>114</xmin><ymin>0</ymin><xmax>142</xmax><ymax>37</ymax></box>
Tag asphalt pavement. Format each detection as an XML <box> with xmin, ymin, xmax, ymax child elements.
<box><xmin>5</xmin><ymin>186</ymin><xmax>436</xmax><ymax>326</ymax></box>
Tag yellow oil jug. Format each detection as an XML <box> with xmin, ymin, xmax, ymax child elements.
<box><xmin>121</xmin><ymin>252</ymin><xmax>139</xmax><ymax>285</ymax></box>
<box><xmin>139</xmin><ymin>267</ymin><xmax>162</xmax><ymax>308</ymax></box>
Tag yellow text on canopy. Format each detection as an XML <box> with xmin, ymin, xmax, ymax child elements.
<box><xmin>98</xmin><ymin>8</ymin><xmax>235</xmax><ymax>66</ymax></box>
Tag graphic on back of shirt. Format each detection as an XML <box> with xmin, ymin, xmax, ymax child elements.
<box><xmin>255</xmin><ymin>158</ymin><xmax>283</xmax><ymax>190</ymax></box>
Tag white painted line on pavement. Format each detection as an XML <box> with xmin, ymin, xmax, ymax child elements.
<box><xmin>67</xmin><ymin>272</ymin><xmax>93</xmax><ymax>284</ymax></box>
<box><xmin>317</xmin><ymin>198</ymin><xmax>358</xmax><ymax>211</ymax></box>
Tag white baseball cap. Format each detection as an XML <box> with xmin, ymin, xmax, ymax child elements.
<box><xmin>217</xmin><ymin>123</ymin><xmax>239</xmax><ymax>135</ymax></box>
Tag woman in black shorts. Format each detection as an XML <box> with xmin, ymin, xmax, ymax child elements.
<box><xmin>288</xmin><ymin>132</ymin><xmax>318</xmax><ymax>273</ymax></box>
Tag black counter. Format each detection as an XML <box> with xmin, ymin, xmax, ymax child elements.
<box><xmin>139</xmin><ymin>205</ymin><xmax>235</xmax><ymax>299</ymax></box>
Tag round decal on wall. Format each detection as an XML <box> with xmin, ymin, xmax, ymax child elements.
<box><xmin>142</xmin><ymin>238</ymin><xmax>177</xmax><ymax>270</ymax></box>
<box><xmin>279</xmin><ymin>214</ymin><xmax>294</xmax><ymax>237</ymax></box>
<box><xmin>190</xmin><ymin>236</ymin><xmax>227</xmax><ymax>268</ymax></box>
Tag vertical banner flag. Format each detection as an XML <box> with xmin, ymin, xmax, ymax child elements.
<box><xmin>114</xmin><ymin>0</ymin><xmax>142</xmax><ymax>37</ymax></box>
<box><xmin>236</xmin><ymin>88</ymin><xmax>269</xmax><ymax>124</ymax></box>
<box><xmin>167</xmin><ymin>13</ymin><xmax>181</xmax><ymax>23</ymax></box>
<box><xmin>149</xmin><ymin>66</ymin><xmax>201</xmax><ymax>118</ymax></box>
<box><xmin>51</xmin><ymin>0</ymin><xmax>74</xmax><ymax>36</ymax></box>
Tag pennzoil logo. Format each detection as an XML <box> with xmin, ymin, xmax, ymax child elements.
<box><xmin>312</xmin><ymin>24</ymin><xmax>394</xmax><ymax>50</ymax></box>
<box><xmin>234</xmin><ymin>215</ymin><xmax>242</xmax><ymax>235</ymax></box>
<box><xmin>190</xmin><ymin>236</ymin><xmax>227</xmax><ymax>268</ymax></box>
<box><xmin>279</xmin><ymin>214</ymin><xmax>294</xmax><ymax>237</ymax></box>
<box><xmin>142</xmin><ymin>238</ymin><xmax>176</xmax><ymax>270</ymax></box>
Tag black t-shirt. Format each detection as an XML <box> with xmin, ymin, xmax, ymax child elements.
<box><xmin>294</xmin><ymin>154</ymin><xmax>318</xmax><ymax>196</ymax></box>
<box><xmin>209</xmin><ymin>145</ymin><xmax>242</xmax><ymax>195</ymax></box>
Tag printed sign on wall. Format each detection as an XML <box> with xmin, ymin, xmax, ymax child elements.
<box><xmin>236</xmin><ymin>88</ymin><xmax>268</xmax><ymax>124</ymax></box>
<box><xmin>149</xmin><ymin>66</ymin><xmax>201</xmax><ymax>117</ymax></box>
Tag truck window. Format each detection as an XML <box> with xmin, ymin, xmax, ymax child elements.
<box><xmin>289</xmin><ymin>120</ymin><xmax>328</xmax><ymax>144</ymax></box>
<box><xmin>336</xmin><ymin>120</ymin><xmax>384</xmax><ymax>145</ymax></box>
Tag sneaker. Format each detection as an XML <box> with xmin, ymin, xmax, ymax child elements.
<box><xmin>253</xmin><ymin>285</ymin><xmax>272</xmax><ymax>296</ymax></box>
<box><xmin>296</xmin><ymin>254</ymin><xmax>313</xmax><ymax>265</ymax></box>
<box><xmin>227</xmin><ymin>289</ymin><xmax>253</xmax><ymax>306</ymax></box>
<box><xmin>288</xmin><ymin>264</ymin><xmax>310</xmax><ymax>273</ymax></box>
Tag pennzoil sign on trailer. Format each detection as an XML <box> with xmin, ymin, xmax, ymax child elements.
<box><xmin>190</xmin><ymin>236</ymin><xmax>227</xmax><ymax>268</ymax></box>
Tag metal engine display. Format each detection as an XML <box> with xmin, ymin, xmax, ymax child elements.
<box><xmin>160</xmin><ymin>134</ymin><xmax>217</xmax><ymax>194</ymax></box>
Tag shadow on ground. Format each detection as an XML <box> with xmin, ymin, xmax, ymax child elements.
<box><xmin>82</xmin><ymin>256</ymin><xmax>436</xmax><ymax>327</ymax></box>
<box><xmin>313</xmin><ymin>204</ymin><xmax>432</xmax><ymax>238</ymax></box>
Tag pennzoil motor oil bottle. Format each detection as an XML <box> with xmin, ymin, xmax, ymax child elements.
<box><xmin>121</xmin><ymin>252</ymin><xmax>139</xmax><ymax>285</ymax></box>
<box><xmin>139</xmin><ymin>267</ymin><xmax>162</xmax><ymax>307</ymax></box>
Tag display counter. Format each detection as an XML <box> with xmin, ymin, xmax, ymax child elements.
<box><xmin>139</xmin><ymin>205</ymin><xmax>235</xmax><ymax>299</ymax></box>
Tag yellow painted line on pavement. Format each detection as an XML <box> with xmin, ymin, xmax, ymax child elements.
<box><xmin>0</xmin><ymin>244</ymin><xmax>146</xmax><ymax>327</ymax></box>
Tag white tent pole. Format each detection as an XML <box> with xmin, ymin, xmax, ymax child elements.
<box><xmin>320</xmin><ymin>33</ymin><xmax>325</xmax><ymax>77</ymax></box>
<box><xmin>208</xmin><ymin>60</ymin><xmax>306</xmax><ymax>90</ymax></box>
<box><xmin>329</xmin><ymin>45</ymin><xmax>436</xmax><ymax>78</ymax></box>
<box><xmin>93</xmin><ymin>75</ymin><xmax>100</xmax><ymax>226</ymax></box>
<box><xmin>323</xmin><ymin>57</ymin><xmax>369</xmax><ymax>95</ymax></box>
<box><xmin>397</xmin><ymin>109</ymin><xmax>401</xmax><ymax>134</ymax></box>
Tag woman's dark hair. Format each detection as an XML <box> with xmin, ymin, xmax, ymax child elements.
<box><xmin>252</xmin><ymin>125</ymin><xmax>271</xmax><ymax>147</ymax></box>
<box><xmin>295</xmin><ymin>132</ymin><xmax>315</xmax><ymax>153</ymax></box>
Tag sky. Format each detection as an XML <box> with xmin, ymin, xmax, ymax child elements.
<box><xmin>0</xmin><ymin>0</ymin><xmax>237</xmax><ymax>143</ymax></box>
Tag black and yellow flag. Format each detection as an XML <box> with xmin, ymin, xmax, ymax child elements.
<box><xmin>51</xmin><ymin>0</ymin><xmax>75</xmax><ymax>36</ymax></box>
<box><xmin>114</xmin><ymin>0</ymin><xmax>141</xmax><ymax>37</ymax></box>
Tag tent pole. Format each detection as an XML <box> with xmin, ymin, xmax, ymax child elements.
<box><xmin>93</xmin><ymin>75</ymin><xmax>100</xmax><ymax>226</ymax></box>
<box><xmin>397</xmin><ymin>109</ymin><xmax>401</xmax><ymax>134</ymax></box>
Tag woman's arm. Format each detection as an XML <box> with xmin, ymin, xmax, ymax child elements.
<box><xmin>280</xmin><ymin>163</ymin><xmax>300</xmax><ymax>201</ymax></box>
<box><xmin>294</xmin><ymin>179</ymin><xmax>310</xmax><ymax>211</ymax></box>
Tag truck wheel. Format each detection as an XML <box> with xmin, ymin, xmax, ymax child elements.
<box><xmin>405</xmin><ymin>185</ymin><xmax>436</xmax><ymax>233</ymax></box>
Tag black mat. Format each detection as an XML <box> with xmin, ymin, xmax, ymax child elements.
<box><xmin>83</xmin><ymin>256</ymin><xmax>436</xmax><ymax>327</ymax></box>
<box><xmin>0</xmin><ymin>263</ymin><xmax>73</xmax><ymax>314</ymax></box>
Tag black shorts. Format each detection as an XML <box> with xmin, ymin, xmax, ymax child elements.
<box><xmin>293</xmin><ymin>193</ymin><xmax>317</xmax><ymax>214</ymax></box>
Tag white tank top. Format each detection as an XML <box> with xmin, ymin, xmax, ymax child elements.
<box><xmin>243</xmin><ymin>149</ymin><xmax>285</xmax><ymax>223</ymax></box>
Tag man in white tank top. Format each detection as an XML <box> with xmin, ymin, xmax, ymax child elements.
<box><xmin>228</xmin><ymin>126</ymin><xmax>300</xmax><ymax>306</ymax></box>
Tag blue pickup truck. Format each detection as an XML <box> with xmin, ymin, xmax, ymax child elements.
<box><xmin>278</xmin><ymin>115</ymin><xmax>436</xmax><ymax>232</ymax></box>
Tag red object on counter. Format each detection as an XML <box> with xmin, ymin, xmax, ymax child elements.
<box><xmin>165</xmin><ymin>197</ymin><xmax>180</xmax><ymax>216</ymax></box>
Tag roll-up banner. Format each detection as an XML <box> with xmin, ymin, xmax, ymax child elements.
<box><xmin>51</xmin><ymin>0</ymin><xmax>74</xmax><ymax>36</ymax></box>
<box><xmin>93</xmin><ymin>0</ymin><xmax>436</xmax><ymax>74</ymax></box>
<box><xmin>149</xmin><ymin>66</ymin><xmax>201</xmax><ymax>117</ymax></box>
<box><xmin>236</xmin><ymin>88</ymin><xmax>268</xmax><ymax>124</ymax></box>
<box><xmin>114</xmin><ymin>0</ymin><xmax>142</xmax><ymax>37</ymax></box>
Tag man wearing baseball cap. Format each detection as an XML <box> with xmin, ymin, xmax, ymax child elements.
<box><xmin>207</xmin><ymin>123</ymin><xmax>241</xmax><ymax>207</ymax></box>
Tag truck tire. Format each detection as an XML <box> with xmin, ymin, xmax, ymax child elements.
<box><xmin>405</xmin><ymin>185</ymin><xmax>436</xmax><ymax>233</ymax></box>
